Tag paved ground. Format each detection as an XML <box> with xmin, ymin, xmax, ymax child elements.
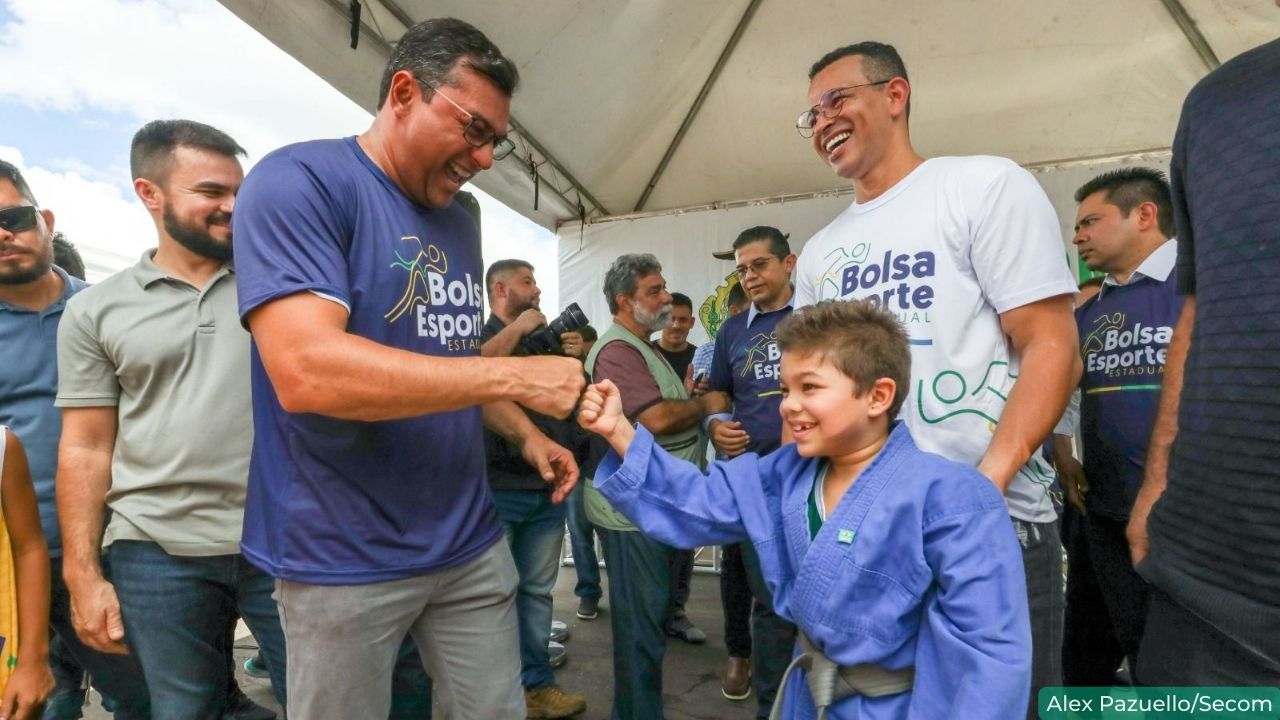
<box><xmin>80</xmin><ymin>562</ymin><xmax>757</xmax><ymax>719</ymax></box>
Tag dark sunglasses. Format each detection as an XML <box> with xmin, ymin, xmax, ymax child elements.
<box><xmin>0</xmin><ymin>205</ymin><xmax>39</xmax><ymax>233</ymax></box>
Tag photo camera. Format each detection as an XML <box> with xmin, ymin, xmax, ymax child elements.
<box><xmin>521</xmin><ymin>303</ymin><xmax>590</xmax><ymax>355</ymax></box>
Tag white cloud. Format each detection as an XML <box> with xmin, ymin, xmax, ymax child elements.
<box><xmin>1</xmin><ymin>0</ymin><xmax>561</xmax><ymax>302</ymax></box>
<box><xmin>0</xmin><ymin>0</ymin><xmax>371</xmax><ymax>163</ymax></box>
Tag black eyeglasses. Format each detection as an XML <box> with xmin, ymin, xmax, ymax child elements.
<box><xmin>0</xmin><ymin>205</ymin><xmax>38</xmax><ymax>233</ymax></box>
<box><xmin>795</xmin><ymin>80</ymin><xmax>890</xmax><ymax>138</ymax></box>
<box><xmin>425</xmin><ymin>83</ymin><xmax>517</xmax><ymax>161</ymax></box>
<box><xmin>735</xmin><ymin>256</ymin><xmax>779</xmax><ymax>279</ymax></box>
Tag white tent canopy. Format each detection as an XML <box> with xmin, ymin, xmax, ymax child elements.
<box><xmin>219</xmin><ymin>0</ymin><xmax>1274</xmax><ymax>230</ymax></box>
<box><xmin>220</xmin><ymin>1</ymin><xmax>1274</xmax><ymax>339</ymax></box>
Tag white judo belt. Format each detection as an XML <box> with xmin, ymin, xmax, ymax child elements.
<box><xmin>768</xmin><ymin>633</ymin><xmax>915</xmax><ymax>720</ymax></box>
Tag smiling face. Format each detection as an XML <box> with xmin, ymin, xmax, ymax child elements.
<box><xmin>0</xmin><ymin>179</ymin><xmax>55</xmax><ymax>286</ymax></box>
<box><xmin>153</xmin><ymin>146</ymin><xmax>243</xmax><ymax>261</ymax></box>
<box><xmin>391</xmin><ymin>66</ymin><xmax>511</xmax><ymax>208</ymax></box>
<box><xmin>778</xmin><ymin>350</ymin><xmax>890</xmax><ymax>458</ymax></box>
<box><xmin>661</xmin><ymin>303</ymin><xmax>694</xmax><ymax>347</ymax></box>
<box><xmin>807</xmin><ymin>55</ymin><xmax>897</xmax><ymax>181</ymax></box>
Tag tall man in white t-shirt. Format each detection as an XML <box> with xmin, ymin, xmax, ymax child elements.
<box><xmin>792</xmin><ymin>42</ymin><xmax>1080</xmax><ymax>718</ymax></box>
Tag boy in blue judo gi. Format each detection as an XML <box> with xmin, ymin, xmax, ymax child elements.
<box><xmin>578</xmin><ymin>300</ymin><xmax>1031</xmax><ymax>719</ymax></box>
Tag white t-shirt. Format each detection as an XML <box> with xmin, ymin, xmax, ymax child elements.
<box><xmin>795</xmin><ymin>156</ymin><xmax>1076</xmax><ymax>522</ymax></box>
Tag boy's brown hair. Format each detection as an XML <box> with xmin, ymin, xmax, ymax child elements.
<box><xmin>775</xmin><ymin>300</ymin><xmax>911</xmax><ymax>419</ymax></box>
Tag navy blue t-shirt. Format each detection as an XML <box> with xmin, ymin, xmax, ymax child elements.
<box><xmin>710</xmin><ymin>305</ymin><xmax>792</xmax><ymax>456</ymax></box>
<box><xmin>233</xmin><ymin>137</ymin><xmax>500</xmax><ymax>584</ymax></box>
<box><xmin>1075</xmin><ymin>272</ymin><xmax>1180</xmax><ymax>520</ymax></box>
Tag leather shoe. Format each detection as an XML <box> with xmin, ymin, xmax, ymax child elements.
<box><xmin>721</xmin><ymin>656</ymin><xmax>752</xmax><ymax>701</ymax></box>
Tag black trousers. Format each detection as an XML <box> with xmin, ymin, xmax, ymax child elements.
<box><xmin>1061</xmin><ymin>505</ymin><xmax>1125</xmax><ymax>686</ymax></box>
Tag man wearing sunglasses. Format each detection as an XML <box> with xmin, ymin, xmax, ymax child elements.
<box><xmin>793</xmin><ymin>42</ymin><xmax>1080</xmax><ymax>718</ymax></box>
<box><xmin>231</xmin><ymin>18</ymin><xmax>584</xmax><ymax>720</ymax></box>
<box><xmin>0</xmin><ymin>160</ymin><xmax>153</xmax><ymax>720</ymax></box>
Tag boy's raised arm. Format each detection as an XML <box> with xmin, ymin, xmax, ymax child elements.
<box><xmin>578</xmin><ymin>381</ymin><xmax>757</xmax><ymax>549</ymax></box>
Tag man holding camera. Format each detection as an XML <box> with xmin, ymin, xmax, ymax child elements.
<box><xmin>481</xmin><ymin>259</ymin><xmax>589</xmax><ymax>719</ymax></box>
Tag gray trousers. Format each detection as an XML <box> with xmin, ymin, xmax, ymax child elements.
<box><xmin>276</xmin><ymin>540</ymin><xmax>523</xmax><ymax>720</ymax></box>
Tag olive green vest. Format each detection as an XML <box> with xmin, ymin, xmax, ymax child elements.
<box><xmin>584</xmin><ymin>322</ymin><xmax>703</xmax><ymax>531</ymax></box>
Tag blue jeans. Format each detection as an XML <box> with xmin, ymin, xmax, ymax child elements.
<box><xmin>492</xmin><ymin>489</ymin><xmax>567</xmax><ymax>690</ymax></box>
<box><xmin>46</xmin><ymin>557</ymin><xmax>150</xmax><ymax>720</ymax></box>
<box><xmin>109</xmin><ymin>541</ymin><xmax>287</xmax><ymax>720</ymax></box>
<box><xmin>599</xmin><ymin>528</ymin><xmax>673</xmax><ymax>720</ymax></box>
<box><xmin>565</xmin><ymin>483</ymin><xmax>601</xmax><ymax>599</ymax></box>
<box><xmin>1015</xmin><ymin>518</ymin><xmax>1065</xmax><ymax>720</ymax></box>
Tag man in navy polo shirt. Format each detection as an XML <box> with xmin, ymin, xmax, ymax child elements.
<box><xmin>231</xmin><ymin>18</ymin><xmax>585</xmax><ymax>720</ymax></box>
<box><xmin>1069</xmin><ymin>167</ymin><xmax>1179</xmax><ymax>683</ymax></box>
<box><xmin>705</xmin><ymin>225</ymin><xmax>799</xmax><ymax>719</ymax></box>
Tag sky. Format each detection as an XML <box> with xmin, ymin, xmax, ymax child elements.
<box><xmin>0</xmin><ymin>0</ymin><xmax>561</xmax><ymax>305</ymax></box>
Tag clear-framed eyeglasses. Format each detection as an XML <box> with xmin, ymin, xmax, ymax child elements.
<box><xmin>795</xmin><ymin>80</ymin><xmax>890</xmax><ymax>138</ymax></box>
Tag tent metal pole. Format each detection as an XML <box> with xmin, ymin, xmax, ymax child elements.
<box><xmin>632</xmin><ymin>0</ymin><xmax>764</xmax><ymax>212</ymax></box>
<box><xmin>317</xmin><ymin>0</ymin><xmax>608</xmax><ymax>216</ymax></box>
<box><xmin>1157</xmin><ymin>0</ymin><xmax>1221</xmax><ymax>71</ymax></box>
<box><xmin>374</xmin><ymin>0</ymin><xmax>413</xmax><ymax>28</ymax></box>
<box><xmin>509</xmin><ymin>117</ymin><xmax>611</xmax><ymax>216</ymax></box>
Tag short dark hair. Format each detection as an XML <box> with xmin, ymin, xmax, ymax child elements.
<box><xmin>603</xmin><ymin>253</ymin><xmax>662</xmax><ymax>315</ymax></box>
<box><xmin>726</xmin><ymin>283</ymin><xmax>748</xmax><ymax>309</ymax></box>
<box><xmin>670</xmin><ymin>292</ymin><xmax>693</xmax><ymax>312</ymax></box>
<box><xmin>377</xmin><ymin>18</ymin><xmax>520</xmax><ymax>109</ymax></box>
<box><xmin>776</xmin><ymin>300</ymin><xmax>911</xmax><ymax>420</ymax></box>
<box><xmin>809</xmin><ymin>41</ymin><xmax>908</xmax><ymax>83</ymax></box>
<box><xmin>1074</xmin><ymin>167</ymin><xmax>1174</xmax><ymax>238</ymax></box>
<box><xmin>52</xmin><ymin>232</ymin><xmax>86</xmax><ymax>280</ymax></box>
<box><xmin>485</xmin><ymin>258</ymin><xmax>534</xmax><ymax>296</ymax></box>
<box><xmin>0</xmin><ymin>160</ymin><xmax>38</xmax><ymax>205</ymax></box>
<box><xmin>809</xmin><ymin>41</ymin><xmax>910</xmax><ymax>117</ymax></box>
<box><xmin>130</xmin><ymin>120</ymin><xmax>245</xmax><ymax>184</ymax></box>
<box><xmin>732</xmin><ymin>226</ymin><xmax>791</xmax><ymax>260</ymax></box>
<box><xmin>580</xmin><ymin>324</ymin><xmax>598</xmax><ymax>343</ymax></box>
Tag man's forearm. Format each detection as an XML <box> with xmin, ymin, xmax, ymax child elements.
<box><xmin>56</xmin><ymin>446</ymin><xmax>112</xmax><ymax>587</ymax></box>
<box><xmin>1141</xmin><ymin>296</ymin><xmax>1194</xmax><ymax>497</ymax></box>
<box><xmin>249</xmin><ymin>295</ymin><xmax>580</xmax><ymax>422</ymax></box>
<box><xmin>979</xmin><ymin>336</ymin><xmax>1081</xmax><ymax>491</ymax></box>
<box><xmin>480</xmin><ymin>322</ymin><xmax>526</xmax><ymax>358</ymax></box>
<box><xmin>636</xmin><ymin>398</ymin><xmax>711</xmax><ymax>436</ymax></box>
<box><xmin>482</xmin><ymin>400</ymin><xmax>542</xmax><ymax>447</ymax></box>
<box><xmin>274</xmin><ymin>329</ymin><xmax>540</xmax><ymax>418</ymax></box>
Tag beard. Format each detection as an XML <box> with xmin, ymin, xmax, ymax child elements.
<box><xmin>634</xmin><ymin>302</ymin><xmax>673</xmax><ymax>333</ymax></box>
<box><xmin>164</xmin><ymin>205</ymin><xmax>233</xmax><ymax>261</ymax></box>
<box><xmin>0</xmin><ymin>236</ymin><xmax>54</xmax><ymax>286</ymax></box>
<box><xmin>509</xmin><ymin>295</ymin><xmax>540</xmax><ymax>316</ymax></box>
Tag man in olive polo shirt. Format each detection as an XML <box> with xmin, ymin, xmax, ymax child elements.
<box><xmin>55</xmin><ymin>120</ymin><xmax>287</xmax><ymax>718</ymax></box>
